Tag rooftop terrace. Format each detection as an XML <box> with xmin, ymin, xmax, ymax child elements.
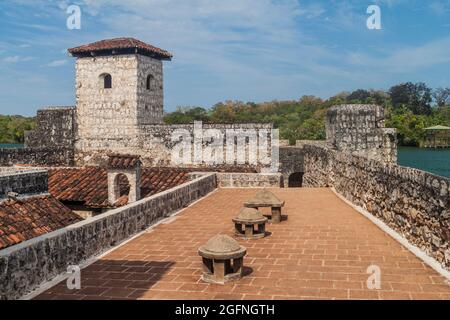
<box><xmin>34</xmin><ymin>188</ymin><xmax>450</xmax><ymax>300</ymax></box>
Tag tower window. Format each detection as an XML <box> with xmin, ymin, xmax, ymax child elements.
<box><xmin>100</xmin><ymin>73</ymin><xmax>112</xmax><ymax>89</ymax></box>
<box><xmin>146</xmin><ymin>74</ymin><xmax>154</xmax><ymax>90</ymax></box>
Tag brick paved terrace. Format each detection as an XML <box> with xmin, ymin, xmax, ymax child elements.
<box><xmin>35</xmin><ymin>188</ymin><xmax>450</xmax><ymax>300</ymax></box>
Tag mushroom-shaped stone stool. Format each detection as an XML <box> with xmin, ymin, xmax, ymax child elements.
<box><xmin>244</xmin><ymin>188</ymin><xmax>285</xmax><ymax>223</ymax></box>
<box><xmin>198</xmin><ymin>234</ymin><xmax>247</xmax><ymax>284</ymax></box>
<box><xmin>233</xmin><ymin>207</ymin><xmax>268</xmax><ymax>239</ymax></box>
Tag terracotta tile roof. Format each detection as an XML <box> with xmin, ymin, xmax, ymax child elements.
<box><xmin>108</xmin><ymin>154</ymin><xmax>141</xmax><ymax>169</ymax></box>
<box><xmin>0</xmin><ymin>195</ymin><xmax>82</xmax><ymax>250</ymax></box>
<box><xmin>48</xmin><ymin>167</ymin><xmax>191</xmax><ymax>208</ymax></box>
<box><xmin>68</xmin><ymin>37</ymin><xmax>173</xmax><ymax>60</ymax></box>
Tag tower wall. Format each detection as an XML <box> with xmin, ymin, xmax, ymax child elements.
<box><xmin>137</xmin><ymin>55</ymin><xmax>164</xmax><ymax>125</ymax></box>
<box><xmin>326</xmin><ymin>104</ymin><xmax>397</xmax><ymax>163</ymax></box>
<box><xmin>74</xmin><ymin>54</ymin><xmax>164</xmax><ymax>162</ymax></box>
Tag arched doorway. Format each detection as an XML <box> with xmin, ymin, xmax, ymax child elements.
<box><xmin>113</xmin><ymin>173</ymin><xmax>131</xmax><ymax>201</ymax></box>
<box><xmin>288</xmin><ymin>172</ymin><xmax>304</xmax><ymax>188</ymax></box>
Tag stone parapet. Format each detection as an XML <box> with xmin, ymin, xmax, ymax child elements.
<box><xmin>0</xmin><ymin>172</ymin><xmax>217</xmax><ymax>300</ymax></box>
<box><xmin>303</xmin><ymin>144</ymin><xmax>450</xmax><ymax>270</ymax></box>
<box><xmin>216</xmin><ymin>172</ymin><xmax>281</xmax><ymax>188</ymax></box>
<box><xmin>0</xmin><ymin>169</ymin><xmax>48</xmax><ymax>199</ymax></box>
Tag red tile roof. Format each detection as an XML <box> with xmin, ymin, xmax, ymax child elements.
<box><xmin>68</xmin><ymin>37</ymin><xmax>172</xmax><ymax>60</ymax></box>
<box><xmin>0</xmin><ymin>195</ymin><xmax>82</xmax><ymax>250</ymax></box>
<box><xmin>108</xmin><ymin>154</ymin><xmax>141</xmax><ymax>169</ymax></box>
<box><xmin>48</xmin><ymin>167</ymin><xmax>190</xmax><ymax>208</ymax></box>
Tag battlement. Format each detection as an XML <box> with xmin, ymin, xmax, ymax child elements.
<box><xmin>326</xmin><ymin>104</ymin><xmax>397</xmax><ymax>163</ymax></box>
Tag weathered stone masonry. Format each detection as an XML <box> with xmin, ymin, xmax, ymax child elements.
<box><xmin>0</xmin><ymin>170</ymin><xmax>48</xmax><ymax>199</ymax></box>
<box><xmin>302</xmin><ymin>144</ymin><xmax>450</xmax><ymax>270</ymax></box>
<box><xmin>326</xmin><ymin>104</ymin><xmax>397</xmax><ymax>163</ymax></box>
<box><xmin>0</xmin><ymin>107</ymin><xmax>75</xmax><ymax>167</ymax></box>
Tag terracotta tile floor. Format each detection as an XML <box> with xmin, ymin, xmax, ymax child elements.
<box><xmin>35</xmin><ymin>188</ymin><xmax>450</xmax><ymax>300</ymax></box>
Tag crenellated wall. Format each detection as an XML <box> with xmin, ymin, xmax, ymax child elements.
<box><xmin>326</xmin><ymin>105</ymin><xmax>397</xmax><ymax>163</ymax></box>
<box><xmin>24</xmin><ymin>107</ymin><xmax>76</xmax><ymax>149</ymax></box>
<box><xmin>302</xmin><ymin>144</ymin><xmax>450</xmax><ymax>270</ymax></box>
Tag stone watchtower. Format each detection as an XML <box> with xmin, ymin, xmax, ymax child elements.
<box><xmin>68</xmin><ymin>38</ymin><xmax>172</xmax><ymax>163</ymax></box>
<box><xmin>326</xmin><ymin>104</ymin><xmax>397</xmax><ymax>163</ymax></box>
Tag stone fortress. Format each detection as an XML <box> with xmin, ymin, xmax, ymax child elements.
<box><xmin>20</xmin><ymin>38</ymin><xmax>397</xmax><ymax>177</ymax></box>
<box><xmin>0</xmin><ymin>38</ymin><xmax>449</xmax><ymax>300</ymax></box>
<box><xmin>23</xmin><ymin>38</ymin><xmax>273</xmax><ymax>167</ymax></box>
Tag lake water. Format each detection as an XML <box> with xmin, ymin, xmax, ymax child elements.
<box><xmin>0</xmin><ymin>144</ymin><xmax>448</xmax><ymax>178</ymax></box>
<box><xmin>397</xmin><ymin>147</ymin><xmax>450</xmax><ymax>178</ymax></box>
<box><xmin>0</xmin><ymin>144</ymin><xmax>23</xmax><ymax>149</ymax></box>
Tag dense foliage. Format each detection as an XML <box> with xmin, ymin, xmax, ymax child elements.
<box><xmin>0</xmin><ymin>115</ymin><xmax>35</xmax><ymax>144</ymax></box>
<box><xmin>164</xmin><ymin>83</ymin><xmax>450</xmax><ymax>146</ymax></box>
<box><xmin>1</xmin><ymin>83</ymin><xmax>449</xmax><ymax>146</ymax></box>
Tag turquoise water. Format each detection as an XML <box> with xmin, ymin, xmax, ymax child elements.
<box><xmin>398</xmin><ymin>147</ymin><xmax>450</xmax><ymax>178</ymax></box>
<box><xmin>0</xmin><ymin>143</ymin><xmax>23</xmax><ymax>149</ymax></box>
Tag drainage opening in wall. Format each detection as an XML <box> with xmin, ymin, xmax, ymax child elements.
<box><xmin>288</xmin><ymin>172</ymin><xmax>304</xmax><ymax>188</ymax></box>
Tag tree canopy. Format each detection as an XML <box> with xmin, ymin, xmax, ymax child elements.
<box><xmin>1</xmin><ymin>82</ymin><xmax>449</xmax><ymax>147</ymax></box>
<box><xmin>0</xmin><ymin>115</ymin><xmax>35</xmax><ymax>144</ymax></box>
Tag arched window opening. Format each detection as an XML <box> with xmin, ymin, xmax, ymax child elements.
<box><xmin>114</xmin><ymin>173</ymin><xmax>131</xmax><ymax>200</ymax></box>
<box><xmin>288</xmin><ymin>172</ymin><xmax>304</xmax><ymax>188</ymax></box>
<box><xmin>100</xmin><ymin>73</ymin><xmax>112</xmax><ymax>89</ymax></box>
<box><xmin>146</xmin><ymin>74</ymin><xmax>154</xmax><ymax>90</ymax></box>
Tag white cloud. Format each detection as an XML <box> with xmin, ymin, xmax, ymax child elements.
<box><xmin>45</xmin><ymin>59</ymin><xmax>68</xmax><ymax>67</ymax></box>
<box><xmin>3</xmin><ymin>55</ymin><xmax>34</xmax><ymax>63</ymax></box>
<box><xmin>347</xmin><ymin>37</ymin><xmax>450</xmax><ymax>72</ymax></box>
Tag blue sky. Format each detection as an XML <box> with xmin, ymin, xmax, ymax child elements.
<box><xmin>0</xmin><ymin>0</ymin><xmax>449</xmax><ymax>116</ymax></box>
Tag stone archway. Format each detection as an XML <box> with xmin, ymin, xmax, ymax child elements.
<box><xmin>106</xmin><ymin>154</ymin><xmax>142</xmax><ymax>205</ymax></box>
<box><xmin>113</xmin><ymin>173</ymin><xmax>131</xmax><ymax>200</ymax></box>
<box><xmin>288</xmin><ymin>172</ymin><xmax>304</xmax><ymax>188</ymax></box>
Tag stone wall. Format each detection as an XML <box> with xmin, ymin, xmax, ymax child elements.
<box><xmin>0</xmin><ymin>147</ymin><xmax>74</xmax><ymax>167</ymax></box>
<box><xmin>326</xmin><ymin>105</ymin><xmax>397</xmax><ymax>163</ymax></box>
<box><xmin>0</xmin><ymin>172</ymin><xmax>217</xmax><ymax>300</ymax></box>
<box><xmin>0</xmin><ymin>170</ymin><xmax>48</xmax><ymax>199</ymax></box>
<box><xmin>216</xmin><ymin>172</ymin><xmax>281</xmax><ymax>188</ymax></box>
<box><xmin>279</xmin><ymin>147</ymin><xmax>305</xmax><ymax>186</ymax></box>
<box><xmin>136</xmin><ymin>54</ymin><xmax>164</xmax><ymax>124</ymax></box>
<box><xmin>74</xmin><ymin>54</ymin><xmax>164</xmax><ymax>161</ymax></box>
<box><xmin>303</xmin><ymin>144</ymin><xmax>450</xmax><ymax>270</ymax></box>
<box><xmin>75</xmin><ymin>122</ymin><xmax>275</xmax><ymax>167</ymax></box>
<box><xmin>24</xmin><ymin>107</ymin><xmax>76</xmax><ymax>149</ymax></box>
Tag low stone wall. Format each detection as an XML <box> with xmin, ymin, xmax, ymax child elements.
<box><xmin>303</xmin><ymin>144</ymin><xmax>450</xmax><ymax>270</ymax></box>
<box><xmin>216</xmin><ymin>172</ymin><xmax>281</xmax><ymax>188</ymax></box>
<box><xmin>0</xmin><ymin>147</ymin><xmax>74</xmax><ymax>167</ymax></box>
<box><xmin>0</xmin><ymin>170</ymin><xmax>48</xmax><ymax>199</ymax></box>
<box><xmin>0</xmin><ymin>173</ymin><xmax>217</xmax><ymax>300</ymax></box>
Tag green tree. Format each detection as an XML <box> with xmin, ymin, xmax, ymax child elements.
<box><xmin>389</xmin><ymin>82</ymin><xmax>432</xmax><ymax>115</ymax></box>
